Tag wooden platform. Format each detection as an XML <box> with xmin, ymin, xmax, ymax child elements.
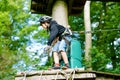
<box><xmin>15</xmin><ymin>68</ymin><xmax>120</xmax><ymax>80</ymax></box>
<box><xmin>15</xmin><ymin>68</ymin><xmax>96</xmax><ymax>80</ymax></box>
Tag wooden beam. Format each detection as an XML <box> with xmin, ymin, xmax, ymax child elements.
<box><xmin>68</xmin><ymin>0</ymin><xmax>74</xmax><ymax>15</ymax></box>
<box><xmin>15</xmin><ymin>68</ymin><xmax>97</xmax><ymax>80</ymax></box>
<box><xmin>15</xmin><ymin>68</ymin><xmax>85</xmax><ymax>77</ymax></box>
<box><xmin>46</xmin><ymin>0</ymin><xmax>54</xmax><ymax>15</ymax></box>
<box><xmin>15</xmin><ymin>68</ymin><xmax>120</xmax><ymax>80</ymax></box>
<box><xmin>72</xmin><ymin>7</ymin><xmax>84</xmax><ymax>10</ymax></box>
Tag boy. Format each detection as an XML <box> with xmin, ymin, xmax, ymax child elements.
<box><xmin>39</xmin><ymin>16</ymin><xmax>71</xmax><ymax>69</ymax></box>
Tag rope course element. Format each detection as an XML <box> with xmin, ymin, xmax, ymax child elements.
<box><xmin>72</xmin><ymin>69</ymin><xmax>76</xmax><ymax>80</ymax></box>
<box><xmin>55</xmin><ymin>71</ymin><xmax>59</xmax><ymax>80</ymax></box>
<box><xmin>21</xmin><ymin>71</ymin><xmax>27</xmax><ymax>80</ymax></box>
<box><xmin>58</xmin><ymin>69</ymin><xmax>77</xmax><ymax>80</ymax></box>
<box><xmin>40</xmin><ymin>70</ymin><xmax>43</xmax><ymax>80</ymax></box>
<box><xmin>76</xmin><ymin>29</ymin><xmax>120</xmax><ymax>34</ymax></box>
<box><xmin>15</xmin><ymin>68</ymin><xmax>120</xmax><ymax>80</ymax></box>
<box><xmin>59</xmin><ymin>70</ymin><xmax>68</xmax><ymax>80</ymax></box>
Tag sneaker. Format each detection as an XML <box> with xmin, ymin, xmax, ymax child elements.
<box><xmin>62</xmin><ymin>64</ymin><xmax>70</xmax><ymax>70</ymax></box>
<box><xmin>61</xmin><ymin>66</ymin><xmax>68</xmax><ymax>70</ymax></box>
<box><xmin>52</xmin><ymin>66</ymin><xmax>60</xmax><ymax>69</ymax></box>
<box><xmin>48</xmin><ymin>66</ymin><xmax>60</xmax><ymax>70</ymax></box>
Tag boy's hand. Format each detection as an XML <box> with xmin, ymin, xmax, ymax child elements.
<box><xmin>44</xmin><ymin>45</ymin><xmax>51</xmax><ymax>51</ymax></box>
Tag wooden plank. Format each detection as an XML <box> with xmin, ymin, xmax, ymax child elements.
<box><xmin>16</xmin><ymin>68</ymin><xmax>85</xmax><ymax>77</ymax></box>
<box><xmin>15</xmin><ymin>73</ymin><xmax>96</xmax><ymax>80</ymax></box>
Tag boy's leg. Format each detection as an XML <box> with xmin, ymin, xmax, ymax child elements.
<box><xmin>61</xmin><ymin>51</ymin><xmax>69</xmax><ymax>69</ymax></box>
<box><xmin>61</xmin><ymin>51</ymin><xmax>69</xmax><ymax>65</ymax></box>
<box><xmin>52</xmin><ymin>41</ymin><xmax>60</xmax><ymax>69</ymax></box>
<box><xmin>53</xmin><ymin>51</ymin><xmax>60</xmax><ymax>67</ymax></box>
<box><xmin>59</xmin><ymin>39</ymin><xmax>70</xmax><ymax>68</ymax></box>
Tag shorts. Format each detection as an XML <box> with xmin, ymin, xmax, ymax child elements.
<box><xmin>52</xmin><ymin>36</ymin><xmax>72</xmax><ymax>52</ymax></box>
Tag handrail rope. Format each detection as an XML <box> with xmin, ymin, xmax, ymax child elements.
<box><xmin>39</xmin><ymin>69</ymin><xmax>77</xmax><ymax>80</ymax></box>
<box><xmin>55</xmin><ymin>71</ymin><xmax>59</xmax><ymax>80</ymax></box>
<box><xmin>69</xmin><ymin>69</ymin><xmax>75</xmax><ymax>79</ymax></box>
<box><xmin>23</xmin><ymin>71</ymin><xmax>27</xmax><ymax>80</ymax></box>
<box><xmin>86</xmin><ymin>29</ymin><xmax>120</xmax><ymax>33</ymax></box>
<box><xmin>59</xmin><ymin>69</ymin><xmax>76</xmax><ymax>80</ymax></box>
<box><xmin>39</xmin><ymin>71</ymin><xmax>43</xmax><ymax>80</ymax></box>
<box><xmin>59</xmin><ymin>70</ymin><xmax>70</xmax><ymax>80</ymax></box>
<box><xmin>45</xmin><ymin>77</ymin><xmax>47</xmax><ymax>80</ymax></box>
<box><xmin>59</xmin><ymin>70</ymin><xmax>67</xmax><ymax>77</ymax></box>
<box><xmin>44</xmin><ymin>72</ymin><xmax>47</xmax><ymax>80</ymax></box>
<box><xmin>73</xmin><ymin>29</ymin><xmax>120</xmax><ymax>34</ymax></box>
<box><xmin>72</xmin><ymin>69</ymin><xmax>76</xmax><ymax>80</ymax></box>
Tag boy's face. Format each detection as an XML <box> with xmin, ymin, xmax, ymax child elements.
<box><xmin>41</xmin><ymin>22</ymin><xmax>48</xmax><ymax>29</ymax></box>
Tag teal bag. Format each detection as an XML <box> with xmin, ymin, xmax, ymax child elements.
<box><xmin>69</xmin><ymin>39</ymin><xmax>82</xmax><ymax>68</ymax></box>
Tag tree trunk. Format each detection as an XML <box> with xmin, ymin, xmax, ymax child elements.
<box><xmin>84</xmin><ymin>1</ymin><xmax>92</xmax><ymax>70</ymax></box>
<box><xmin>52</xmin><ymin>0</ymin><xmax>68</xmax><ymax>27</ymax></box>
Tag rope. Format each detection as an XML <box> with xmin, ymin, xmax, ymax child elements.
<box><xmin>39</xmin><ymin>71</ymin><xmax>43</xmax><ymax>80</ymax></box>
<box><xmin>59</xmin><ymin>70</ymin><xmax>71</xmax><ymax>80</ymax></box>
<box><xmin>39</xmin><ymin>71</ymin><xmax>47</xmax><ymax>80</ymax></box>
<box><xmin>20</xmin><ymin>68</ymin><xmax>77</xmax><ymax>80</ymax></box>
<box><xmin>74</xmin><ymin>28</ymin><xmax>120</xmax><ymax>34</ymax></box>
<box><xmin>44</xmin><ymin>77</ymin><xmax>47</xmax><ymax>80</ymax></box>
<box><xmin>21</xmin><ymin>71</ymin><xmax>27</xmax><ymax>80</ymax></box>
<box><xmin>44</xmin><ymin>72</ymin><xmax>47</xmax><ymax>80</ymax></box>
<box><xmin>93</xmin><ymin>29</ymin><xmax>120</xmax><ymax>32</ymax></box>
<box><xmin>55</xmin><ymin>71</ymin><xmax>59</xmax><ymax>80</ymax></box>
<box><xmin>72</xmin><ymin>69</ymin><xmax>76</xmax><ymax>80</ymax></box>
<box><xmin>59</xmin><ymin>70</ymin><xmax>68</xmax><ymax>79</ymax></box>
<box><xmin>58</xmin><ymin>69</ymin><xmax>76</xmax><ymax>80</ymax></box>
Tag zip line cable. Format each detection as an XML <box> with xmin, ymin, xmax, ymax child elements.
<box><xmin>73</xmin><ymin>29</ymin><xmax>120</xmax><ymax>34</ymax></box>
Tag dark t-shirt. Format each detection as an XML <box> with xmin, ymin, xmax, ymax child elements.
<box><xmin>47</xmin><ymin>20</ymin><xmax>65</xmax><ymax>46</ymax></box>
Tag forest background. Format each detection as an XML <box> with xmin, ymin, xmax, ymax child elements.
<box><xmin>0</xmin><ymin>0</ymin><xmax>120</xmax><ymax>80</ymax></box>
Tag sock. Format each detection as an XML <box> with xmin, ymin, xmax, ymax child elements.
<box><xmin>65</xmin><ymin>63</ymin><xmax>69</xmax><ymax>67</ymax></box>
<box><xmin>55</xmin><ymin>63</ymin><xmax>60</xmax><ymax>67</ymax></box>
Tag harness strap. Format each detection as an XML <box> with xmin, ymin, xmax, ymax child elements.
<box><xmin>62</xmin><ymin>28</ymin><xmax>72</xmax><ymax>36</ymax></box>
<box><xmin>62</xmin><ymin>28</ymin><xmax>72</xmax><ymax>45</ymax></box>
<box><xmin>62</xmin><ymin>36</ymin><xmax>70</xmax><ymax>45</ymax></box>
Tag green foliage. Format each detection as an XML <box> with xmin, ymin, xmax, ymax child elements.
<box><xmin>0</xmin><ymin>0</ymin><xmax>34</xmax><ymax>79</ymax></box>
<box><xmin>33</xmin><ymin>29</ymin><xmax>49</xmax><ymax>39</ymax></box>
<box><xmin>17</xmin><ymin>25</ymin><xmax>38</xmax><ymax>37</ymax></box>
<box><xmin>89</xmin><ymin>1</ymin><xmax>120</xmax><ymax>73</ymax></box>
<box><xmin>69</xmin><ymin>14</ymin><xmax>84</xmax><ymax>31</ymax></box>
<box><xmin>0</xmin><ymin>5</ymin><xmax>17</xmax><ymax>80</ymax></box>
<box><xmin>91</xmin><ymin>47</ymin><xmax>110</xmax><ymax>71</ymax></box>
<box><xmin>0</xmin><ymin>12</ymin><xmax>11</xmax><ymax>36</ymax></box>
<box><xmin>83</xmin><ymin>2</ymin><xmax>120</xmax><ymax>74</ymax></box>
<box><xmin>35</xmin><ymin>56</ymin><xmax>53</xmax><ymax>70</ymax></box>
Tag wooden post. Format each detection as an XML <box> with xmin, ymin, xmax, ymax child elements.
<box><xmin>84</xmin><ymin>1</ymin><xmax>92</xmax><ymax>70</ymax></box>
<box><xmin>52</xmin><ymin>0</ymin><xmax>68</xmax><ymax>27</ymax></box>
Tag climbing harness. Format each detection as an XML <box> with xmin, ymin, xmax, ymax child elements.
<box><xmin>62</xmin><ymin>28</ymin><xmax>72</xmax><ymax>36</ymax></box>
